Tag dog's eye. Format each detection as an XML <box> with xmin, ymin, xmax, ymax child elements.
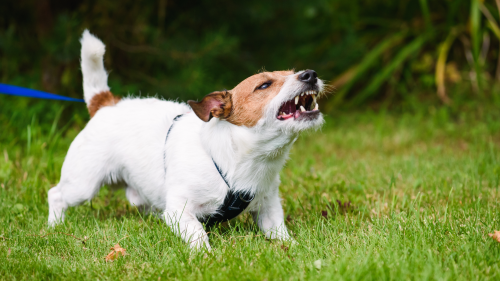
<box><xmin>257</xmin><ymin>82</ymin><xmax>272</xmax><ymax>90</ymax></box>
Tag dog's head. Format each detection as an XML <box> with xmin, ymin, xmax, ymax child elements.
<box><xmin>188</xmin><ymin>70</ymin><xmax>324</xmax><ymax>132</ymax></box>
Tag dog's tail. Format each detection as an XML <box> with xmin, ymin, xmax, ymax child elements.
<box><xmin>80</xmin><ymin>29</ymin><xmax>120</xmax><ymax>117</ymax></box>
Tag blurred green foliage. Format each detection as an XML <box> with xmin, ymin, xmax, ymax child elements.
<box><xmin>1</xmin><ymin>0</ymin><xmax>500</xmax><ymax>114</ymax></box>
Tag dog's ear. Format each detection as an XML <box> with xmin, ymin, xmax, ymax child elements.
<box><xmin>188</xmin><ymin>91</ymin><xmax>232</xmax><ymax>122</ymax></box>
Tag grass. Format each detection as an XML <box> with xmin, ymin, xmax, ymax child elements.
<box><xmin>0</xmin><ymin>97</ymin><xmax>500</xmax><ymax>280</ymax></box>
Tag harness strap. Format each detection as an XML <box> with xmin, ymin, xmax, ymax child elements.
<box><xmin>163</xmin><ymin>114</ymin><xmax>184</xmax><ymax>174</ymax></box>
<box><xmin>164</xmin><ymin>113</ymin><xmax>254</xmax><ymax>227</ymax></box>
<box><xmin>201</xmin><ymin>160</ymin><xmax>255</xmax><ymax>227</ymax></box>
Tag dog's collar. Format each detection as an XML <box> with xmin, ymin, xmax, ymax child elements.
<box><xmin>164</xmin><ymin>114</ymin><xmax>254</xmax><ymax>227</ymax></box>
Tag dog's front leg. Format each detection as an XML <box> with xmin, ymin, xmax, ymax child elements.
<box><xmin>164</xmin><ymin>208</ymin><xmax>211</xmax><ymax>251</ymax></box>
<box><xmin>250</xmin><ymin>191</ymin><xmax>293</xmax><ymax>241</ymax></box>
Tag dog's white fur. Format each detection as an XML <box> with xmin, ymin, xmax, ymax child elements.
<box><xmin>47</xmin><ymin>30</ymin><xmax>324</xmax><ymax>250</ymax></box>
<box><xmin>80</xmin><ymin>30</ymin><xmax>110</xmax><ymax>104</ymax></box>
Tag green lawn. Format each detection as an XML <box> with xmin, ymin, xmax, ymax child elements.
<box><xmin>1</xmin><ymin>101</ymin><xmax>499</xmax><ymax>280</ymax></box>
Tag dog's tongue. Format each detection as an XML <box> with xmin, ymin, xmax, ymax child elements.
<box><xmin>294</xmin><ymin>110</ymin><xmax>300</xmax><ymax>119</ymax></box>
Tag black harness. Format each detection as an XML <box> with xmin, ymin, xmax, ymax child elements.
<box><xmin>164</xmin><ymin>114</ymin><xmax>255</xmax><ymax>228</ymax></box>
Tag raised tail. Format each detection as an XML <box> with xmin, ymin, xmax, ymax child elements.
<box><xmin>80</xmin><ymin>30</ymin><xmax>120</xmax><ymax>117</ymax></box>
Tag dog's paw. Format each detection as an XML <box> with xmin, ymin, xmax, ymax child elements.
<box><xmin>47</xmin><ymin>217</ymin><xmax>63</xmax><ymax>228</ymax></box>
<box><xmin>189</xmin><ymin>238</ymin><xmax>212</xmax><ymax>253</ymax></box>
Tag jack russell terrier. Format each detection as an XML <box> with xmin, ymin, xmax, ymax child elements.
<box><xmin>47</xmin><ymin>30</ymin><xmax>325</xmax><ymax>250</ymax></box>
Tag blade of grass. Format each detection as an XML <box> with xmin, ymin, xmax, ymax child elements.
<box><xmin>419</xmin><ymin>0</ymin><xmax>432</xmax><ymax>30</ymax></box>
<box><xmin>494</xmin><ymin>0</ymin><xmax>500</xmax><ymax>80</ymax></box>
<box><xmin>460</xmin><ymin>35</ymin><xmax>480</xmax><ymax>94</ymax></box>
<box><xmin>478</xmin><ymin>3</ymin><xmax>496</xmax><ymax>75</ymax></box>
<box><xmin>349</xmin><ymin>33</ymin><xmax>431</xmax><ymax>106</ymax></box>
<box><xmin>48</xmin><ymin>107</ymin><xmax>65</xmax><ymax>143</ymax></box>
<box><xmin>470</xmin><ymin>0</ymin><xmax>483</xmax><ymax>92</ymax></box>
<box><xmin>471</xmin><ymin>0</ymin><xmax>482</xmax><ymax>58</ymax></box>
<box><xmin>479</xmin><ymin>3</ymin><xmax>500</xmax><ymax>39</ymax></box>
<box><xmin>497</xmin><ymin>0</ymin><xmax>500</xmax><ymax>17</ymax></box>
<box><xmin>481</xmin><ymin>32</ymin><xmax>490</xmax><ymax>63</ymax></box>
<box><xmin>330</xmin><ymin>65</ymin><xmax>358</xmax><ymax>90</ymax></box>
<box><xmin>436</xmin><ymin>28</ymin><xmax>460</xmax><ymax>105</ymax></box>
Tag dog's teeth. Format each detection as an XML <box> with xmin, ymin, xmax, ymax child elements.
<box><xmin>300</xmin><ymin>106</ymin><xmax>306</xmax><ymax>112</ymax></box>
<box><xmin>310</xmin><ymin>94</ymin><xmax>317</xmax><ymax>109</ymax></box>
<box><xmin>314</xmin><ymin>103</ymin><xmax>319</xmax><ymax>110</ymax></box>
<box><xmin>295</xmin><ymin>96</ymin><xmax>299</xmax><ymax>105</ymax></box>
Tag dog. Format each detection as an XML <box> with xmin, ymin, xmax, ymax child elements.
<box><xmin>47</xmin><ymin>30</ymin><xmax>325</xmax><ymax>250</ymax></box>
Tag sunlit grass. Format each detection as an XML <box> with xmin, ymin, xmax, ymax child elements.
<box><xmin>1</xmin><ymin>105</ymin><xmax>499</xmax><ymax>280</ymax></box>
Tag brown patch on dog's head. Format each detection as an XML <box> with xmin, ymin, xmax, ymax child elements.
<box><xmin>188</xmin><ymin>91</ymin><xmax>232</xmax><ymax>122</ymax></box>
<box><xmin>88</xmin><ymin>91</ymin><xmax>121</xmax><ymax>118</ymax></box>
<box><xmin>226</xmin><ymin>70</ymin><xmax>294</xmax><ymax>127</ymax></box>
<box><xmin>190</xmin><ymin>70</ymin><xmax>294</xmax><ymax>126</ymax></box>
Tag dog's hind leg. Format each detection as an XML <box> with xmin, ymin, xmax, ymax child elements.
<box><xmin>48</xmin><ymin>185</ymin><xmax>67</xmax><ymax>226</ymax></box>
<box><xmin>48</xmin><ymin>145</ymin><xmax>107</xmax><ymax>227</ymax></box>
<box><xmin>125</xmin><ymin>187</ymin><xmax>144</xmax><ymax>206</ymax></box>
<box><xmin>48</xmin><ymin>175</ymin><xmax>103</xmax><ymax>227</ymax></box>
<box><xmin>126</xmin><ymin>187</ymin><xmax>152</xmax><ymax>213</ymax></box>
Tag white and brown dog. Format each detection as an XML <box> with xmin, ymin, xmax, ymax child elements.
<box><xmin>47</xmin><ymin>30</ymin><xmax>325</xmax><ymax>250</ymax></box>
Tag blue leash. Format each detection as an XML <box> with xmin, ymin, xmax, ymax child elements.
<box><xmin>0</xmin><ymin>83</ymin><xmax>84</xmax><ymax>102</ymax></box>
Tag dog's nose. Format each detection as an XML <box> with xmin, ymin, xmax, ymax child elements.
<box><xmin>298</xmin><ymin>70</ymin><xmax>318</xmax><ymax>84</ymax></box>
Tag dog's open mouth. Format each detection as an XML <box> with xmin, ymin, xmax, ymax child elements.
<box><xmin>277</xmin><ymin>90</ymin><xmax>319</xmax><ymax>121</ymax></box>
